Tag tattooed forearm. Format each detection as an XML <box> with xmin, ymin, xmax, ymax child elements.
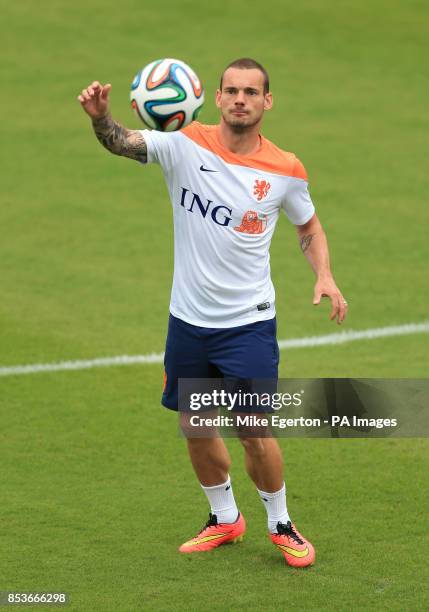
<box><xmin>300</xmin><ymin>233</ymin><xmax>315</xmax><ymax>253</ymax></box>
<box><xmin>92</xmin><ymin>113</ymin><xmax>147</xmax><ymax>162</ymax></box>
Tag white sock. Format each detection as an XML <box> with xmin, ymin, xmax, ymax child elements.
<box><xmin>201</xmin><ymin>476</ymin><xmax>239</xmax><ymax>524</ymax></box>
<box><xmin>257</xmin><ymin>482</ymin><xmax>290</xmax><ymax>533</ymax></box>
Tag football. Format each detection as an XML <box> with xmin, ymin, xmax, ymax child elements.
<box><xmin>130</xmin><ymin>58</ymin><xmax>204</xmax><ymax>132</ymax></box>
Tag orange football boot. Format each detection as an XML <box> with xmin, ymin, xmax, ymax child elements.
<box><xmin>270</xmin><ymin>521</ymin><xmax>315</xmax><ymax>567</ymax></box>
<box><xmin>179</xmin><ymin>512</ymin><xmax>246</xmax><ymax>553</ymax></box>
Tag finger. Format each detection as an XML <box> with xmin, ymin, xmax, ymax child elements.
<box><xmin>338</xmin><ymin>298</ymin><xmax>348</xmax><ymax>324</ymax></box>
<box><xmin>82</xmin><ymin>85</ymin><xmax>99</xmax><ymax>99</ymax></box>
<box><xmin>101</xmin><ymin>83</ymin><xmax>111</xmax><ymax>99</ymax></box>
<box><xmin>313</xmin><ymin>290</ymin><xmax>322</xmax><ymax>305</ymax></box>
<box><xmin>329</xmin><ymin>296</ymin><xmax>340</xmax><ymax>321</ymax></box>
<box><xmin>89</xmin><ymin>82</ymin><xmax>103</xmax><ymax>98</ymax></box>
<box><xmin>81</xmin><ymin>88</ymin><xmax>91</xmax><ymax>101</ymax></box>
<box><xmin>87</xmin><ymin>85</ymin><xmax>100</xmax><ymax>98</ymax></box>
<box><xmin>334</xmin><ymin>296</ymin><xmax>347</xmax><ymax>325</ymax></box>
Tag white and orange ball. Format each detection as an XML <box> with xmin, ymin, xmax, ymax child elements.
<box><xmin>130</xmin><ymin>58</ymin><xmax>204</xmax><ymax>131</ymax></box>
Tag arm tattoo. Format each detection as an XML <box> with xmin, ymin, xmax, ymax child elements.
<box><xmin>300</xmin><ymin>233</ymin><xmax>315</xmax><ymax>253</ymax></box>
<box><xmin>92</xmin><ymin>113</ymin><xmax>147</xmax><ymax>162</ymax></box>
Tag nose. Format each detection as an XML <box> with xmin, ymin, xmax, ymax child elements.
<box><xmin>235</xmin><ymin>90</ymin><xmax>245</xmax><ymax>105</ymax></box>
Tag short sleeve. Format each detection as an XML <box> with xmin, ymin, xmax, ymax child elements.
<box><xmin>281</xmin><ymin>157</ymin><xmax>315</xmax><ymax>225</ymax></box>
<box><xmin>139</xmin><ymin>129</ymin><xmax>182</xmax><ymax>171</ymax></box>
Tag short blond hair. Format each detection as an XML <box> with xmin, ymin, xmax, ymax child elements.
<box><xmin>220</xmin><ymin>58</ymin><xmax>270</xmax><ymax>94</ymax></box>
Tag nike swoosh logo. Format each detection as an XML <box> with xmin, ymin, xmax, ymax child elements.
<box><xmin>277</xmin><ymin>544</ymin><xmax>309</xmax><ymax>558</ymax></box>
<box><xmin>200</xmin><ymin>165</ymin><xmax>218</xmax><ymax>172</ymax></box>
<box><xmin>183</xmin><ymin>532</ymin><xmax>231</xmax><ymax>546</ymax></box>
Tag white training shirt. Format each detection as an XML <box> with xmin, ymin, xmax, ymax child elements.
<box><xmin>141</xmin><ymin>122</ymin><xmax>315</xmax><ymax>328</ymax></box>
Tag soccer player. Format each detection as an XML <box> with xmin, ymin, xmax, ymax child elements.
<box><xmin>78</xmin><ymin>58</ymin><xmax>348</xmax><ymax>567</ymax></box>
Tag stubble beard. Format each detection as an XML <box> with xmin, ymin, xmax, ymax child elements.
<box><xmin>222</xmin><ymin>109</ymin><xmax>262</xmax><ymax>133</ymax></box>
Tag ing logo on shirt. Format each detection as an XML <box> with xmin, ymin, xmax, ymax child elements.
<box><xmin>253</xmin><ymin>179</ymin><xmax>271</xmax><ymax>201</ymax></box>
<box><xmin>234</xmin><ymin>211</ymin><xmax>268</xmax><ymax>235</ymax></box>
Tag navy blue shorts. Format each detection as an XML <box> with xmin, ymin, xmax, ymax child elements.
<box><xmin>162</xmin><ymin>314</ymin><xmax>279</xmax><ymax>411</ymax></box>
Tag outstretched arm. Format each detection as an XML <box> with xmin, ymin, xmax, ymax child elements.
<box><xmin>296</xmin><ymin>213</ymin><xmax>348</xmax><ymax>325</ymax></box>
<box><xmin>77</xmin><ymin>81</ymin><xmax>147</xmax><ymax>163</ymax></box>
<box><xmin>91</xmin><ymin>112</ymin><xmax>147</xmax><ymax>162</ymax></box>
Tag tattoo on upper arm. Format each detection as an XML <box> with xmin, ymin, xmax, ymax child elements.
<box><xmin>92</xmin><ymin>114</ymin><xmax>147</xmax><ymax>162</ymax></box>
<box><xmin>300</xmin><ymin>233</ymin><xmax>315</xmax><ymax>253</ymax></box>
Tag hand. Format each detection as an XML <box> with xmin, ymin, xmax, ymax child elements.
<box><xmin>313</xmin><ymin>275</ymin><xmax>348</xmax><ymax>325</ymax></box>
<box><xmin>77</xmin><ymin>81</ymin><xmax>111</xmax><ymax>119</ymax></box>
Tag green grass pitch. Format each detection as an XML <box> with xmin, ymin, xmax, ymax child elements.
<box><xmin>1</xmin><ymin>0</ymin><xmax>428</xmax><ymax>609</ymax></box>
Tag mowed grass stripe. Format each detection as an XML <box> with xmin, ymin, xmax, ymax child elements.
<box><xmin>1</xmin><ymin>321</ymin><xmax>428</xmax><ymax>377</ymax></box>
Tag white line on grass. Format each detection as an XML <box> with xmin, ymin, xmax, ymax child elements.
<box><xmin>1</xmin><ymin>321</ymin><xmax>428</xmax><ymax>378</ymax></box>
<box><xmin>277</xmin><ymin>321</ymin><xmax>429</xmax><ymax>348</ymax></box>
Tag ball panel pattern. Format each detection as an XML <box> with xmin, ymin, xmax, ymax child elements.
<box><xmin>130</xmin><ymin>58</ymin><xmax>204</xmax><ymax>131</ymax></box>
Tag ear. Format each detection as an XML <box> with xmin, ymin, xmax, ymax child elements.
<box><xmin>215</xmin><ymin>88</ymin><xmax>222</xmax><ymax>108</ymax></box>
<box><xmin>264</xmin><ymin>92</ymin><xmax>273</xmax><ymax>111</ymax></box>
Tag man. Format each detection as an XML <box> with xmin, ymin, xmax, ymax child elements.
<box><xmin>78</xmin><ymin>58</ymin><xmax>348</xmax><ymax>568</ymax></box>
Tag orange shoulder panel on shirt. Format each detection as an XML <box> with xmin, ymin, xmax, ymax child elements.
<box><xmin>180</xmin><ymin>122</ymin><xmax>308</xmax><ymax>179</ymax></box>
<box><xmin>291</xmin><ymin>157</ymin><xmax>308</xmax><ymax>181</ymax></box>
